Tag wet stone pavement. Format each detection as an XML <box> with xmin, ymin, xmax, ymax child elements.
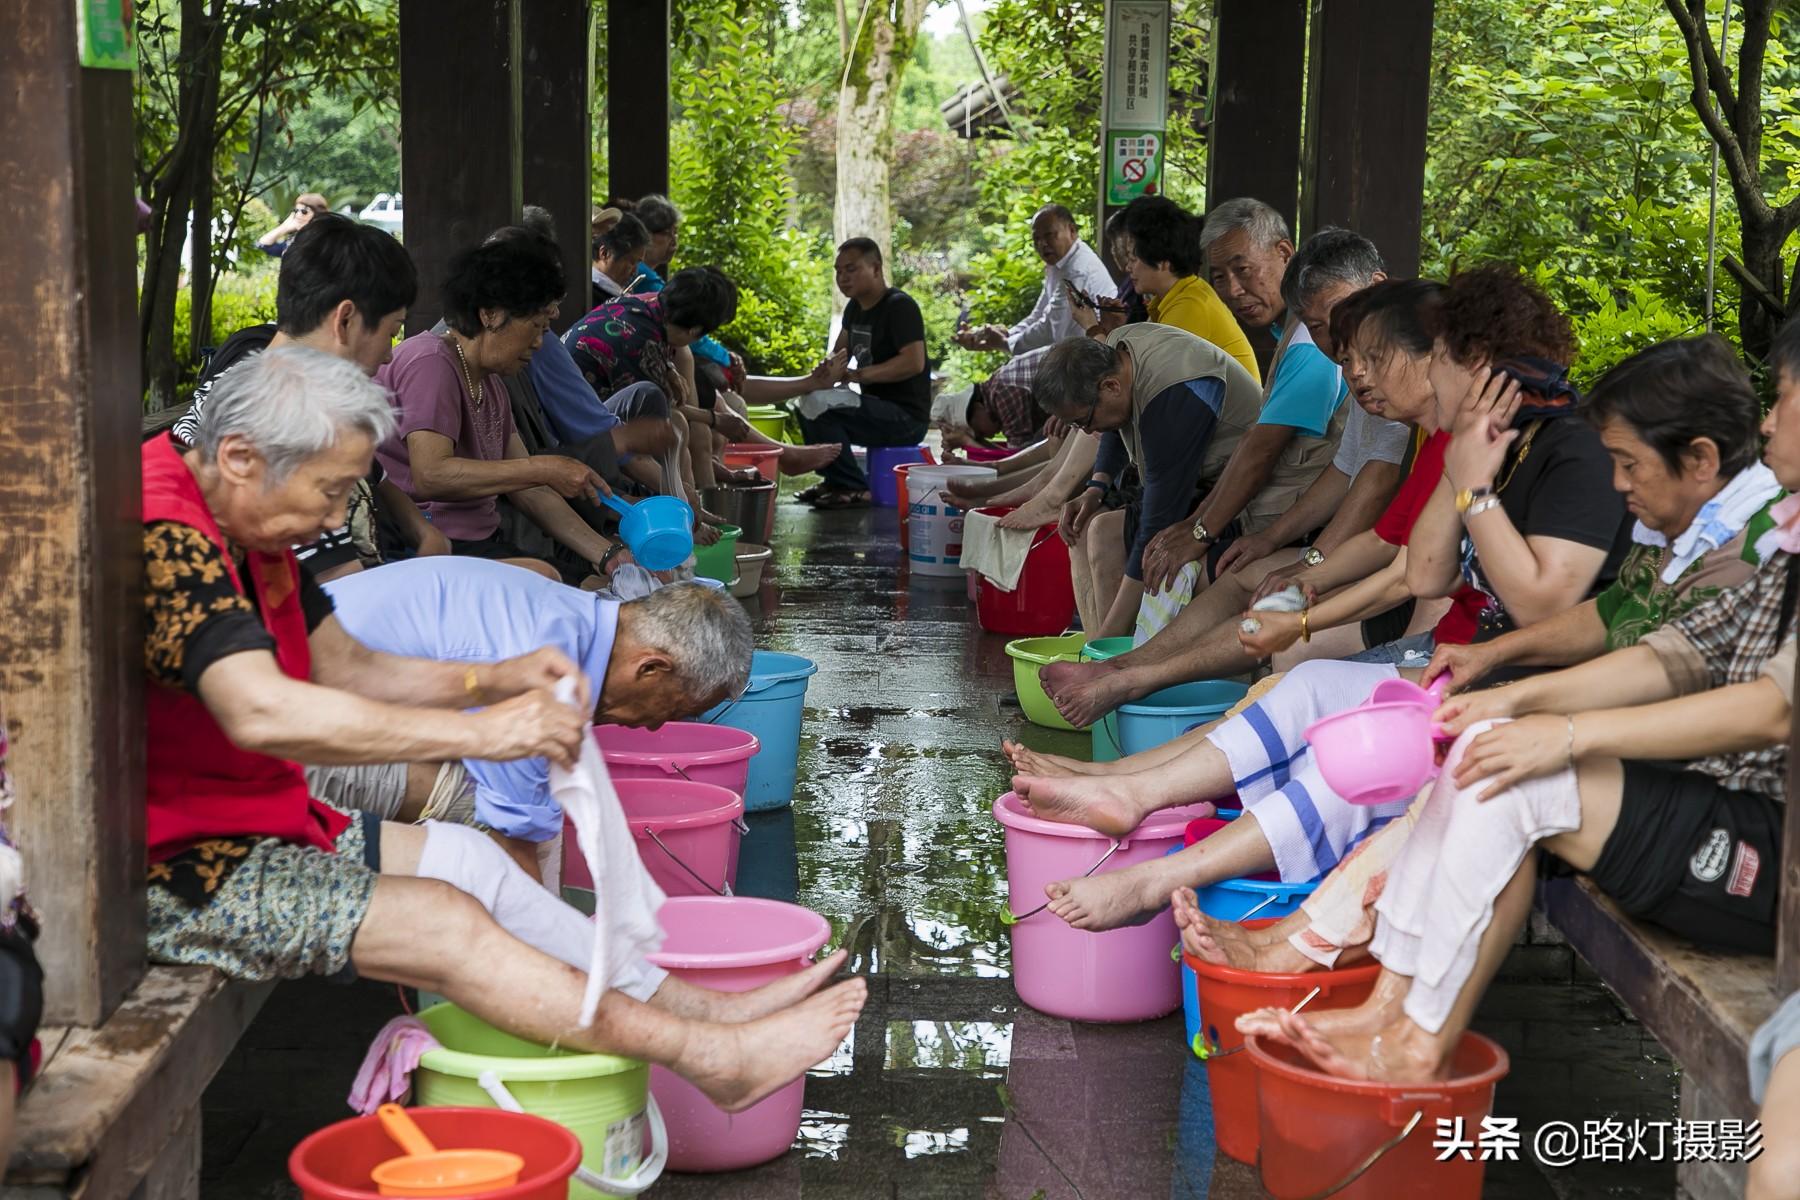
<box><xmin>202</xmin><ymin>490</ymin><xmax>1679</xmax><ymax>1198</ymax></box>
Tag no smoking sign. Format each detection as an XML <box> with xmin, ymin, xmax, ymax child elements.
<box><xmin>1107</xmin><ymin>130</ymin><xmax>1162</xmax><ymax>204</ymax></box>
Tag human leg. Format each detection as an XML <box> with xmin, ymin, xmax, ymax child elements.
<box><xmin>995</xmin><ymin>432</ymin><xmax>1096</xmax><ymax>529</ymax></box>
<box><xmin>1045</xmin><ymin>809</ymin><xmax>1277</xmax><ymax>931</ymax></box>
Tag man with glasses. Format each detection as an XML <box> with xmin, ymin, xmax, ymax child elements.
<box><xmin>257</xmin><ymin>191</ymin><xmax>331</xmax><ymax>258</ymax></box>
<box><xmin>1034</xmin><ymin>325</ymin><xmax>1263</xmax><ymax>638</ymax></box>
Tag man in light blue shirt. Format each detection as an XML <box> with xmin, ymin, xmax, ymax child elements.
<box><xmin>323</xmin><ymin>558</ymin><xmax>754</xmax><ymax>843</ymax></box>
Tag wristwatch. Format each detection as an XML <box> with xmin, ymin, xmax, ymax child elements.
<box><xmin>1302</xmin><ymin>547</ymin><xmax>1326</xmax><ymax>568</ymax></box>
<box><xmin>598</xmin><ymin>542</ymin><xmax>627</xmax><ymax>574</ymax></box>
<box><xmin>1191</xmin><ymin>518</ymin><xmax>1213</xmax><ymax>544</ymax></box>
<box><xmin>1455</xmin><ymin>485</ymin><xmax>1495</xmax><ymax>515</ymax></box>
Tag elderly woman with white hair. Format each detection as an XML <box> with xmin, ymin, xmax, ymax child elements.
<box><xmin>141</xmin><ymin>346</ymin><xmax>865</xmax><ymax>1112</ymax></box>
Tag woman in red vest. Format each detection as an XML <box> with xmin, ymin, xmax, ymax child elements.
<box><xmin>143</xmin><ymin>345</ymin><xmax>864</xmax><ymax>1112</ymax></box>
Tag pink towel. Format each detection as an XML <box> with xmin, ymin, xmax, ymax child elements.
<box><xmin>347</xmin><ymin>1016</ymin><xmax>441</xmax><ymax>1114</ymax></box>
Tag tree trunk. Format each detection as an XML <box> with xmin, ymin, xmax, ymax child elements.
<box><xmin>139</xmin><ymin>0</ymin><xmax>221</xmax><ymax>411</ymax></box>
<box><xmin>1738</xmin><ymin>215</ymin><xmax>1787</xmax><ymax>362</ymax></box>
<box><xmin>833</xmin><ymin>0</ymin><xmax>928</xmax><ymax>278</ymax></box>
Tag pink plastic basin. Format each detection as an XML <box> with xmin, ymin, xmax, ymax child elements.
<box><xmin>562</xmin><ymin>779</ymin><xmax>745</xmax><ymax>897</ymax></box>
<box><xmin>647</xmin><ymin>896</ymin><xmax>834</xmax><ymax>1172</ymax></box>
<box><xmin>993</xmin><ymin>792</ymin><xmax>1215</xmax><ymax>1022</ymax></box>
<box><xmin>1303</xmin><ymin>677</ymin><xmax>1449</xmax><ymax>806</ymax></box>
<box><xmin>593</xmin><ymin>721</ymin><xmax>760</xmax><ymax>798</ymax></box>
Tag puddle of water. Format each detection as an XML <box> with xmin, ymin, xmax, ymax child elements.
<box><xmin>883</xmin><ymin>1020</ymin><xmax>1012</xmax><ymax>1074</ymax></box>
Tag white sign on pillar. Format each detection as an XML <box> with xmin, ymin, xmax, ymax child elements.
<box><xmin>1103</xmin><ymin>0</ymin><xmax>1169</xmax><ymax>130</ymax></box>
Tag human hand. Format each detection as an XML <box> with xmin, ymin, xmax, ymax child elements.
<box><xmin>1237</xmin><ymin>609</ymin><xmax>1303</xmax><ymax>658</ymax></box>
<box><xmin>473</xmin><ymin>688</ymin><xmax>587</xmax><ymax>768</ymax></box>
<box><xmin>1432</xmin><ymin>683</ymin><xmax>1524</xmax><ymax>739</ymax></box>
<box><xmin>1444</xmin><ymin>367</ymin><xmax>1524</xmax><ymax>493</ymax></box>
<box><xmin>1141</xmin><ymin>525</ymin><xmax>1206</xmax><ymax>595</ymax></box>
<box><xmin>714</xmin><ymin>406</ymin><xmax>752</xmax><ymax>443</ymax></box>
<box><xmin>1215</xmin><ymin>532</ymin><xmax>1275</xmax><ymax>578</ymax></box>
<box><xmin>811</xmin><ymin>349</ymin><xmax>849</xmax><ymax>387</ymax></box>
<box><xmin>1421</xmin><ymin>642</ymin><xmax>1497</xmax><ymax>694</ymax></box>
<box><xmin>415</xmin><ymin>525</ymin><xmax>453</xmax><ymax>558</ymax></box>
<box><xmin>487</xmin><ymin>647</ymin><xmax>589</xmax><ymax>708</ymax></box>
<box><xmin>595</xmin><ymin>545</ymin><xmax>637</xmax><ymax>579</ymax></box>
<box><xmin>1449</xmin><ymin>713</ymin><xmax>1574</xmax><ymax>799</ymax></box>
<box><xmin>1070</xmin><ymin>296</ymin><xmax>1099</xmax><ymax>335</ymax></box>
<box><xmin>1248</xmin><ymin>560</ymin><xmax>1315</xmax><ymax>607</ymax></box>
<box><xmin>1059</xmin><ymin>489</ymin><xmax>1102</xmax><ymax>546</ymax></box>
<box><xmin>694</xmin><ymin>521</ymin><xmax>722</xmax><ymax>547</ymax></box>
<box><xmin>1042</xmin><ymin>416</ymin><xmax>1070</xmax><ymax>440</ymax></box>
<box><xmin>537</xmin><ymin>455</ymin><xmax>612</xmax><ymax>503</ymax></box>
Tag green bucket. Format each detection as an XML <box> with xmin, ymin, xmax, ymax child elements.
<box><xmin>1080</xmin><ymin>636</ymin><xmax>1134</xmax><ymax>761</ymax></box>
<box><xmin>1005</xmin><ymin>633</ymin><xmax>1087</xmax><ymax>731</ymax></box>
<box><xmin>746</xmin><ymin>406</ymin><xmax>797</xmax><ymax>444</ymax></box>
<box><xmin>413</xmin><ymin>1003</ymin><xmax>666</xmax><ymax>1198</ymax></box>
<box><xmin>692</xmin><ymin>523</ymin><xmax>742</xmax><ymax>583</ymax></box>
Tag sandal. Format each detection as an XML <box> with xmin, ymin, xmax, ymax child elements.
<box><xmin>811</xmin><ymin>488</ymin><xmax>871</xmax><ymax>510</ymax></box>
<box><xmin>794</xmin><ymin>483</ymin><xmax>828</xmax><ymax>503</ymax></box>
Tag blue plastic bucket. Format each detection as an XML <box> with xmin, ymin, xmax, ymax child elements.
<box><xmin>1115</xmin><ymin>680</ymin><xmax>1248</xmax><ymax>758</ymax></box>
<box><xmin>1169</xmin><ymin>810</ymin><xmax>1322</xmax><ymax>1055</ymax></box>
<box><xmin>700</xmin><ymin>651</ymin><xmax>818</xmax><ymax>811</ymax></box>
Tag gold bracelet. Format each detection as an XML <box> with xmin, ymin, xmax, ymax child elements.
<box><xmin>463</xmin><ymin>665</ymin><xmax>485</xmax><ymax>706</ymax></box>
<box><xmin>1300</xmin><ymin>608</ymin><xmax>1311</xmax><ymax>643</ymax></box>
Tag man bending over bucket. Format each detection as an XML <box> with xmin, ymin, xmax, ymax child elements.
<box><xmin>320</xmin><ymin>558</ymin><xmax>747</xmax><ymax>876</ymax></box>
<box><xmin>143</xmin><ymin>347</ymin><xmax>863</xmax><ymax>1112</ymax></box>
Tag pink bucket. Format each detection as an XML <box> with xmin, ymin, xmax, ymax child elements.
<box><xmin>562</xmin><ymin>779</ymin><xmax>746</xmax><ymax>897</ymax></box>
<box><xmin>593</xmin><ymin>722</ymin><xmax>760</xmax><ymax>797</ymax></box>
<box><xmin>647</xmin><ymin>897</ymin><xmax>834</xmax><ymax>1171</ymax></box>
<box><xmin>993</xmin><ymin>792</ymin><xmax>1211</xmax><ymax>1022</ymax></box>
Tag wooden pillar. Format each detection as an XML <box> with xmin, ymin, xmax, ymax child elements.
<box><xmin>399</xmin><ymin>0</ymin><xmax>523</xmax><ymax>335</ymax></box>
<box><xmin>521</xmin><ymin>0</ymin><xmax>596</xmax><ymax>331</ymax></box>
<box><xmin>1298</xmin><ymin>0</ymin><xmax>1435</xmax><ymax>275</ymax></box>
<box><xmin>1205</xmin><ymin>0</ymin><xmax>1307</xmax><ymax>231</ymax></box>
<box><xmin>0</xmin><ymin>0</ymin><xmax>145</xmax><ymax>1025</ymax></box>
<box><xmin>605</xmin><ymin>0</ymin><xmax>670</xmax><ymax>203</ymax></box>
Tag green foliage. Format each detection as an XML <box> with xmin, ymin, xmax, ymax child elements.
<box><xmin>668</xmin><ymin>6</ymin><xmax>827</xmax><ymax>373</ymax></box>
<box><xmin>171</xmin><ymin>272</ymin><xmax>280</xmax><ymax>397</ymax></box>
<box><xmin>1554</xmin><ymin>273</ymin><xmax>1707</xmax><ymax>388</ymax></box>
<box><xmin>249</xmin><ymin>91</ymin><xmax>402</xmax><ymax>214</ymax></box>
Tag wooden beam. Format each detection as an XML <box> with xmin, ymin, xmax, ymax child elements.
<box><xmin>399</xmin><ymin>0</ymin><xmax>523</xmax><ymax>335</ymax></box>
<box><xmin>1298</xmin><ymin>0</ymin><xmax>1435</xmax><ymax>275</ymax></box>
<box><xmin>1543</xmin><ymin>877</ymin><xmax>1777</xmax><ymax>1114</ymax></box>
<box><xmin>1205</xmin><ymin>0</ymin><xmax>1307</xmax><ymax>231</ymax></box>
<box><xmin>521</xmin><ymin>0</ymin><xmax>596</xmax><ymax>332</ymax></box>
<box><xmin>6</xmin><ymin>968</ymin><xmax>270</xmax><ymax>1194</ymax></box>
<box><xmin>605</xmin><ymin>0</ymin><xmax>671</xmax><ymax>203</ymax></box>
<box><xmin>0</xmin><ymin>0</ymin><xmax>145</xmax><ymax>1026</ymax></box>
<box><xmin>1779</xmin><ymin>631</ymin><xmax>1800</xmax><ymax>993</ymax></box>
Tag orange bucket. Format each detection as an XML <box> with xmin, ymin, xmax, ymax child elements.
<box><xmin>1249</xmin><ymin>1030</ymin><xmax>1509</xmax><ymax>1199</ymax></box>
<box><xmin>1184</xmin><ymin>921</ymin><xmax>1380</xmax><ymax>1164</ymax></box>
<box><xmin>895</xmin><ymin>463</ymin><xmax>920</xmax><ymax>552</ymax></box>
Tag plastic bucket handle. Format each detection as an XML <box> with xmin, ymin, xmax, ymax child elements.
<box><xmin>476</xmin><ymin>1070</ymin><xmax>668</xmax><ymax>1197</ymax></box>
<box><xmin>1190</xmin><ymin>983</ymin><xmax>1320</xmax><ymax>1062</ymax></box>
<box><xmin>1000</xmin><ymin>837</ymin><xmax>1122</xmax><ymax>925</ymax></box>
<box><xmin>642</xmin><ymin>825</ymin><xmax>734</xmax><ymax>897</ymax></box>
<box><xmin>1257</xmin><ymin>1109</ymin><xmax>1425</xmax><ymax>1200</ymax></box>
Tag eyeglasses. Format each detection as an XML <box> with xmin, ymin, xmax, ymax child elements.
<box><xmin>1071</xmin><ymin>398</ymin><xmax>1100</xmax><ymax>432</ymax></box>
<box><xmin>293</xmin><ymin>204</ymin><xmax>320</xmax><ymax>216</ymax></box>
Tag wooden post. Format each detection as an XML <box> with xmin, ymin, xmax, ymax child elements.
<box><xmin>1205</xmin><ymin>0</ymin><xmax>1307</xmax><ymax>231</ymax></box>
<box><xmin>1779</xmin><ymin>648</ymin><xmax>1800</xmax><ymax>993</ymax></box>
<box><xmin>521</xmin><ymin>0</ymin><xmax>596</xmax><ymax>332</ymax></box>
<box><xmin>605</xmin><ymin>0</ymin><xmax>671</xmax><ymax>203</ymax></box>
<box><xmin>1298</xmin><ymin>0</ymin><xmax>1435</xmax><ymax>275</ymax></box>
<box><xmin>399</xmin><ymin>0</ymin><xmax>523</xmax><ymax>335</ymax></box>
<box><xmin>0</xmin><ymin>0</ymin><xmax>145</xmax><ymax>1025</ymax></box>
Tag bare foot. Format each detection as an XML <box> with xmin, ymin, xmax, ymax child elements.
<box><xmin>1000</xmin><ymin>739</ymin><xmax>1096</xmax><ymax>778</ymax></box>
<box><xmin>1046</xmin><ymin>664</ymin><xmax>1142</xmax><ymax>729</ymax></box>
<box><xmin>1012</xmin><ymin>771</ymin><xmax>1182</xmax><ymax>837</ymax></box>
<box><xmin>996</xmin><ymin>503</ymin><xmax>1061</xmax><ymax>531</ymax></box>
<box><xmin>694</xmin><ymin>522</ymin><xmax>722</xmax><ymax>547</ymax></box>
<box><xmin>1254</xmin><ymin>1008</ymin><xmax>1448</xmax><ymax>1082</ymax></box>
<box><xmin>677</xmin><ymin>977</ymin><xmax>867</xmax><ymax>1112</ymax></box>
<box><xmin>713</xmin><ymin>950</ymin><xmax>849</xmax><ymax>1023</ymax></box>
<box><xmin>1172</xmin><ymin>890</ymin><xmax>1313</xmax><ymax>972</ymax></box>
<box><xmin>778</xmin><ymin>444</ymin><xmax>843</xmax><ymax>476</ymax></box>
<box><xmin>1045</xmin><ymin>860</ymin><xmax>1169</xmax><ymax>931</ymax></box>
<box><xmin>1040</xmin><ymin>657</ymin><xmax>1115</xmax><ymax>700</ymax></box>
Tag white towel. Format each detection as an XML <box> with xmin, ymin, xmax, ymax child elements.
<box><xmin>549</xmin><ymin>676</ymin><xmax>666</xmax><ymax>1026</ymax></box>
<box><xmin>796</xmin><ymin>386</ymin><xmax>862</xmax><ymax>421</ymax></box>
<box><xmin>1638</xmin><ymin>461</ymin><xmax>1782</xmax><ymax>582</ymax></box>
<box><xmin>957</xmin><ymin>508</ymin><xmax>1037</xmax><ymax>590</ymax></box>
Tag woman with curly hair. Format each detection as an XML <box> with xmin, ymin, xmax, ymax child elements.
<box><xmin>377</xmin><ymin>230</ymin><xmax>630</xmax><ymax>584</ymax></box>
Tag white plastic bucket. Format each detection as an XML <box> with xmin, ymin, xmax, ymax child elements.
<box><xmin>905</xmin><ymin>465</ymin><xmax>995</xmax><ymax>577</ymax></box>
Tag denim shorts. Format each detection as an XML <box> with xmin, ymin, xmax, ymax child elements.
<box><xmin>1343</xmin><ymin>631</ymin><xmax>1436</xmax><ymax>666</ymax></box>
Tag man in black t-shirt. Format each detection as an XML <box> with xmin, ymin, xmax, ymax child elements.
<box><xmin>796</xmin><ymin>237</ymin><xmax>930</xmax><ymax>507</ymax></box>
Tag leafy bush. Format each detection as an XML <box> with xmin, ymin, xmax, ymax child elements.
<box><xmin>1557</xmin><ymin>273</ymin><xmax>1706</xmax><ymax>388</ymax></box>
<box><xmin>172</xmin><ymin>273</ymin><xmax>280</xmax><ymax>397</ymax></box>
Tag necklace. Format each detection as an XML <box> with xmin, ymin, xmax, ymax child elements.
<box><xmin>1493</xmin><ymin>419</ymin><xmax>1543</xmax><ymax>494</ymax></box>
<box><xmin>448</xmin><ymin>334</ymin><xmax>484</xmax><ymax>409</ymax></box>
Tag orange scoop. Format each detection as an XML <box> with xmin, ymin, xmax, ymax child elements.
<box><xmin>370</xmin><ymin>1104</ymin><xmax>525</xmax><ymax>1197</ymax></box>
